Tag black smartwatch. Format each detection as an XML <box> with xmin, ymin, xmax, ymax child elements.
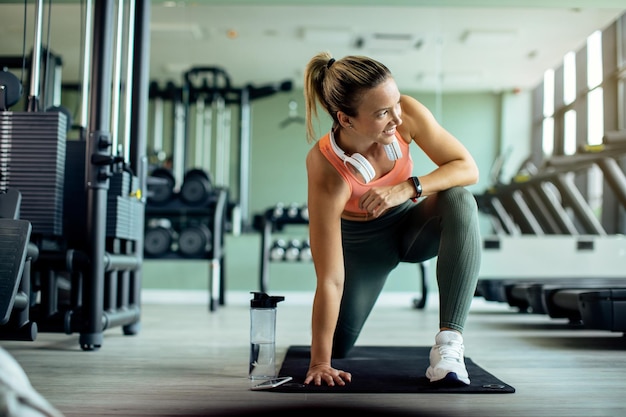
<box><xmin>409</xmin><ymin>176</ymin><xmax>422</xmax><ymax>202</ymax></box>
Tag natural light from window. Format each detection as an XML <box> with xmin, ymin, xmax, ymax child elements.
<box><xmin>586</xmin><ymin>30</ymin><xmax>604</xmax><ymax>145</ymax></box>
<box><xmin>588</xmin><ymin>87</ymin><xmax>604</xmax><ymax>145</ymax></box>
<box><xmin>564</xmin><ymin>110</ymin><xmax>577</xmax><ymax>155</ymax></box>
<box><xmin>542</xmin><ymin>69</ymin><xmax>555</xmax><ymax>156</ymax></box>
<box><xmin>587</xmin><ymin>30</ymin><xmax>603</xmax><ymax>89</ymax></box>
<box><xmin>563</xmin><ymin>51</ymin><xmax>576</xmax><ymax>105</ymax></box>
<box><xmin>543</xmin><ymin>69</ymin><xmax>555</xmax><ymax>117</ymax></box>
<box><xmin>542</xmin><ymin>117</ymin><xmax>554</xmax><ymax>156</ymax></box>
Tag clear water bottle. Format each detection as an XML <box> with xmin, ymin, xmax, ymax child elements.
<box><xmin>249</xmin><ymin>292</ymin><xmax>285</xmax><ymax>380</ymax></box>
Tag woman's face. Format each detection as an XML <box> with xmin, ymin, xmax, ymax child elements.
<box><xmin>352</xmin><ymin>77</ymin><xmax>402</xmax><ymax>145</ymax></box>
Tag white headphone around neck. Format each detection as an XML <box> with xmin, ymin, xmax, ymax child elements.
<box><xmin>329</xmin><ymin>129</ymin><xmax>402</xmax><ymax>184</ymax></box>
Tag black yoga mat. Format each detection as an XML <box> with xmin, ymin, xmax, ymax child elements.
<box><xmin>273</xmin><ymin>345</ymin><xmax>515</xmax><ymax>393</ymax></box>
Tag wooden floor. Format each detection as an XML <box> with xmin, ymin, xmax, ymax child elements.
<box><xmin>2</xmin><ymin>292</ymin><xmax>625</xmax><ymax>417</ymax></box>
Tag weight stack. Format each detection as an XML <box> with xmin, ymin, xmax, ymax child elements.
<box><xmin>107</xmin><ymin>171</ymin><xmax>143</xmax><ymax>241</ymax></box>
<box><xmin>0</xmin><ymin>112</ymin><xmax>67</xmax><ymax>236</ymax></box>
<box><xmin>63</xmin><ymin>140</ymin><xmax>86</xmax><ymax>246</ymax></box>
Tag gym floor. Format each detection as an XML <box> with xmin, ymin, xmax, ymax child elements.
<box><xmin>2</xmin><ymin>292</ymin><xmax>625</xmax><ymax>417</ymax></box>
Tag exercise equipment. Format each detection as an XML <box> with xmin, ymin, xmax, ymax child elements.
<box><xmin>0</xmin><ymin>188</ymin><xmax>40</xmax><ymax>342</ymax></box>
<box><xmin>0</xmin><ymin>70</ymin><xmax>22</xmax><ymax>111</ymax></box>
<box><xmin>0</xmin><ymin>112</ymin><xmax>67</xmax><ymax>237</ymax></box>
<box><xmin>0</xmin><ymin>0</ymin><xmax>151</xmax><ymax>350</ymax></box>
<box><xmin>276</xmin><ymin>345</ymin><xmax>515</xmax><ymax>394</ymax></box>
<box><xmin>547</xmin><ymin>282</ymin><xmax>626</xmax><ymax>323</ymax></box>
<box><xmin>299</xmin><ymin>239</ymin><xmax>312</xmax><ymax>262</ymax></box>
<box><xmin>143</xmin><ymin>83</ymin><xmax>229</xmax><ymax>308</ymax></box>
<box><xmin>255</xmin><ymin>203</ymin><xmax>429</xmax><ymax>309</ymax></box>
<box><xmin>178</xmin><ymin>223</ymin><xmax>213</xmax><ymax>258</ymax></box>
<box><xmin>144</xmin><ymin>218</ymin><xmax>175</xmax><ymax>258</ymax></box>
<box><xmin>284</xmin><ymin>239</ymin><xmax>302</xmax><ymax>262</ymax></box>
<box><xmin>269</xmin><ymin>239</ymin><xmax>287</xmax><ymax>261</ymax></box>
<box><xmin>286</xmin><ymin>203</ymin><xmax>300</xmax><ymax>220</ymax></box>
<box><xmin>0</xmin><ymin>191</ymin><xmax>32</xmax><ymax>326</ymax></box>
<box><xmin>475</xmin><ymin>136</ymin><xmax>626</xmax><ymax>334</ymax></box>
<box><xmin>148</xmin><ymin>68</ymin><xmax>293</xmax><ymax>232</ymax></box>
<box><xmin>496</xmin><ymin>279</ymin><xmax>626</xmax><ymax>319</ymax></box>
<box><xmin>180</xmin><ymin>168</ymin><xmax>213</xmax><ymax>205</ymax></box>
<box><xmin>147</xmin><ymin>167</ymin><xmax>175</xmax><ymax>204</ymax></box>
<box><xmin>579</xmin><ymin>289</ymin><xmax>626</xmax><ymax>332</ymax></box>
<box><xmin>143</xmin><ymin>186</ymin><xmax>229</xmax><ymax>311</ymax></box>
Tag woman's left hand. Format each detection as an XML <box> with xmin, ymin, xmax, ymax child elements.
<box><xmin>359</xmin><ymin>183</ymin><xmax>410</xmax><ymax>218</ymax></box>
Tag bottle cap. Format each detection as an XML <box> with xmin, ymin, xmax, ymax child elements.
<box><xmin>250</xmin><ymin>291</ymin><xmax>285</xmax><ymax>308</ymax></box>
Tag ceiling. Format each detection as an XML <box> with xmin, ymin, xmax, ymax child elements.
<box><xmin>0</xmin><ymin>0</ymin><xmax>625</xmax><ymax>93</ymax></box>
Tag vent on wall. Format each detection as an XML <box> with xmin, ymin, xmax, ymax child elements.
<box><xmin>355</xmin><ymin>33</ymin><xmax>423</xmax><ymax>52</ymax></box>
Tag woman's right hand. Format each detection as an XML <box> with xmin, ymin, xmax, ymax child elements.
<box><xmin>304</xmin><ymin>364</ymin><xmax>352</xmax><ymax>386</ymax></box>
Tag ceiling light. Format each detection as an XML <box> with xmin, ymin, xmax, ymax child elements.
<box><xmin>461</xmin><ymin>29</ymin><xmax>517</xmax><ymax>46</ymax></box>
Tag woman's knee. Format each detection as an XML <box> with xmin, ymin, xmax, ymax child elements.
<box><xmin>438</xmin><ymin>187</ymin><xmax>478</xmax><ymax>212</ymax></box>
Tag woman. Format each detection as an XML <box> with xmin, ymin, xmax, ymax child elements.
<box><xmin>302</xmin><ymin>52</ymin><xmax>482</xmax><ymax>387</ymax></box>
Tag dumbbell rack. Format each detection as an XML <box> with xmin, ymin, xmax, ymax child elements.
<box><xmin>144</xmin><ymin>187</ymin><xmax>228</xmax><ymax>311</ymax></box>
<box><xmin>257</xmin><ymin>204</ymin><xmax>310</xmax><ymax>293</ymax></box>
<box><xmin>256</xmin><ymin>204</ymin><xmax>429</xmax><ymax>309</ymax></box>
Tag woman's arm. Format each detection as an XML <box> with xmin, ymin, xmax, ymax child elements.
<box><xmin>358</xmin><ymin>95</ymin><xmax>478</xmax><ymax>218</ymax></box>
<box><xmin>303</xmin><ymin>144</ymin><xmax>353</xmax><ymax>386</ymax></box>
<box><xmin>399</xmin><ymin>95</ymin><xmax>479</xmax><ymax>195</ymax></box>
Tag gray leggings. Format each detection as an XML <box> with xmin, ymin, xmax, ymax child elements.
<box><xmin>332</xmin><ymin>186</ymin><xmax>482</xmax><ymax>358</ymax></box>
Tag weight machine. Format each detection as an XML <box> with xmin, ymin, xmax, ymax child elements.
<box><xmin>0</xmin><ymin>0</ymin><xmax>151</xmax><ymax>350</ymax></box>
<box><xmin>147</xmin><ymin>68</ymin><xmax>293</xmax><ymax>233</ymax></box>
<box><xmin>143</xmin><ymin>68</ymin><xmax>292</xmax><ymax>310</ymax></box>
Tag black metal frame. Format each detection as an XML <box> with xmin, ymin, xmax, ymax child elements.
<box><xmin>0</xmin><ymin>0</ymin><xmax>151</xmax><ymax>351</ymax></box>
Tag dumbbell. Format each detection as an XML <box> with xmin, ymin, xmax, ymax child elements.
<box><xmin>144</xmin><ymin>218</ymin><xmax>175</xmax><ymax>257</ymax></box>
<box><xmin>178</xmin><ymin>223</ymin><xmax>213</xmax><ymax>257</ymax></box>
<box><xmin>284</xmin><ymin>239</ymin><xmax>302</xmax><ymax>262</ymax></box>
<box><xmin>269</xmin><ymin>239</ymin><xmax>287</xmax><ymax>261</ymax></box>
<box><xmin>271</xmin><ymin>202</ymin><xmax>285</xmax><ymax>221</ymax></box>
<box><xmin>180</xmin><ymin>168</ymin><xmax>213</xmax><ymax>205</ymax></box>
<box><xmin>147</xmin><ymin>168</ymin><xmax>175</xmax><ymax>205</ymax></box>
<box><xmin>287</xmin><ymin>203</ymin><xmax>300</xmax><ymax>220</ymax></box>
<box><xmin>299</xmin><ymin>239</ymin><xmax>312</xmax><ymax>262</ymax></box>
<box><xmin>300</xmin><ymin>204</ymin><xmax>309</xmax><ymax>222</ymax></box>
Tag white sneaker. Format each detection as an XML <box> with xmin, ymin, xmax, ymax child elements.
<box><xmin>425</xmin><ymin>330</ymin><xmax>470</xmax><ymax>385</ymax></box>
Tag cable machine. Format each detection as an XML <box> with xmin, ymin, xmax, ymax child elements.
<box><xmin>143</xmin><ymin>69</ymin><xmax>292</xmax><ymax>309</ymax></box>
<box><xmin>0</xmin><ymin>0</ymin><xmax>151</xmax><ymax>351</ymax></box>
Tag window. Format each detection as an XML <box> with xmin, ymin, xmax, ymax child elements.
<box><xmin>532</xmin><ymin>14</ymin><xmax>626</xmax><ymax>233</ymax></box>
<box><xmin>542</xmin><ymin>117</ymin><xmax>554</xmax><ymax>156</ymax></box>
<box><xmin>588</xmin><ymin>87</ymin><xmax>604</xmax><ymax>145</ymax></box>
<box><xmin>564</xmin><ymin>110</ymin><xmax>577</xmax><ymax>154</ymax></box>
<box><xmin>587</xmin><ymin>30</ymin><xmax>603</xmax><ymax>89</ymax></box>
<box><xmin>543</xmin><ymin>69</ymin><xmax>555</xmax><ymax>117</ymax></box>
<box><xmin>563</xmin><ymin>51</ymin><xmax>576</xmax><ymax>105</ymax></box>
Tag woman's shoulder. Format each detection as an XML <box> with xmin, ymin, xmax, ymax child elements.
<box><xmin>305</xmin><ymin>140</ymin><xmax>321</xmax><ymax>166</ymax></box>
<box><xmin>306</xmin><ymin>138</ymin><xmax>333</xmax><ymax>174</ymax></box>
<box><xmin>400</xmin><ymin>94</ymin><xmax>428</xmax><ymax>117</ymax></box>
<box><xmin>399</xmin><ymin>95</ymin><xmax>437</xmax><ymax>139</ymax></box>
